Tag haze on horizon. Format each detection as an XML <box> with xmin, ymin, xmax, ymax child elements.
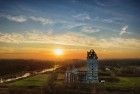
<box><xmin>0</xmin><ymin>0</ymin><xmax>140</xmax><ymax>60</ymax></box>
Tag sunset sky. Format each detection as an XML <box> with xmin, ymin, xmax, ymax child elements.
<box><xmin>0</xmin><ymin>0</ymin><xmax>140</xmax><ymax>60</ymax></box>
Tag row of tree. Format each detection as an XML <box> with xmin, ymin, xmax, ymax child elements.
<box><xmin>0</xmin><ymin>59</ymin><xmax>54</xmax><ymax>78</ymax></box>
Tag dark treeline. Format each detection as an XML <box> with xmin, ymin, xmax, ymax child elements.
<box><xmin>0</xmin><ymin>59</ymin><xmax>54</xmax><ymax>78</ymax></box>
<box><xmin>99</xmin><ymin>59</ymin><xmax>140</xmax><ymax>76</ymax></box>
<box><xmin>0</xmin><ymin>59</ymin><xmax>140</xmax><ymax>78</ymax></box>
<box><xmin>57</xmin><ymin>59</ymin><xmax>86</xmax><ymax>72</ymax></box>
<box><xmin>99</xmin><ymin>59</ymin><xmax>140</xmax><ymax>67</ymax></box>
<box><xmin>60</xmin><ymin>58</ymin><xmax>140</xmax><ymax>68</ymax></box>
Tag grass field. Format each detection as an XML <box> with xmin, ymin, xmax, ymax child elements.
<box><xmin>6</xmin><ymin>72</ymin><xmax>140</xmax><ymax>91</ymax></box>
<box><xmin>7</xmin><ymin>73</ymin><xmax>50</xmax><ymax>87</ymax></box>
<box><xmin>99</xmin><ymin>77</ymin><xmax>140</xmax><ymax>90</ymax></box>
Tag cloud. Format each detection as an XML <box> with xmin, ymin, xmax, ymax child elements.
<box><xmin>81</xmin><ymin>25</ymin><xmax>100</xmax><ymax>33</ymax></box>
<box><xmin>99</xmin><ymin>37</ymin><xmax>140</xmax><ymax>49</ymax></box>
<box><xmin>29</xmin><ymin>16</ymin><xmax>53</xmax><ymax>25</ymax></box>
<box><xmin>0</xmin><ymin>14</ymin><xmax>53</xmax><ymax>25</ymax></box>
<box><xmin>70</xmin><ymin>25</ymin><xmax>100</xmax><ymax>34</ymax></box>
<box><xmin>102</xmin><ymin>19</ymin><xmax>113</xmax><ymax>23</ymax></box>
<box><xmin>120</xmin><ymin>25</ymin><xmax>128</xmax><ymax>35</ymax></box>
<box><xmin>5</xmin><ymin>15</ymin><xmax>27</xmax><ymax>23</ymax></box>
<box><xmin>0</xmin><ymin>31</ymin><xmax>140</xmax><ymax>50</ymax></box>
<box><xmin>95</xmin><ymin>0</ymin><xmax>118</xmax><ymax>7</ymax></box>
<box><xmin>52</xmin><ymin>32</ymin><xmax>98</xmax><ymax>46</ymax></box>
<box><xmin>94</xmin><ymin>17</ymin><xmax>113</xmax><ymax>23</ymax></box>
<box><xmin>93</xmin><ymin>16</ymin><xmax>124</xmax><ymax>24</ymax></box>
<box><xmin>73</xmin><ymin>13</ymin><xmax>90</xmax><ymax>21</ymax></box>
<box><xmin>0</xmin><ymin>32</ymin><xmax>24</xmax><ymax>43</ymax></box>
<box><xmin>0</xmin><ymin>31</ymin><xmax>45</xmax><ymax>43</ymax></box>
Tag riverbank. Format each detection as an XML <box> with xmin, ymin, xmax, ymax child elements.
<box><xmin>0</xmin><ymin>65</ymin><xmax>60</xmax><ymax>84</ymax></box>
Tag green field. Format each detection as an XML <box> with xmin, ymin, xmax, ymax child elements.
<box><xmin>8</xmin><ymin>74</ymin><xmax>50</xmax><ymax>87</ymax></box>
<box><xmin>7</xmin><ymin>73</ymin><xmax>140</xmax><ymax>91</ymax></box>
<box><xmin>99</xmin><ymin>77</ymin><xmax>140</xmax><ymax>90</ymax></box>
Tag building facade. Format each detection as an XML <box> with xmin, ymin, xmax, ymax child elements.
<box><xmin>65</xmin><ymin>49</ymin><xmax>99</xmax><ymax>84</ymax></box>
<box><xmin>86</xmin><ymin>49</ymin><xmax>98</xmax><ymax>83</ymax></box>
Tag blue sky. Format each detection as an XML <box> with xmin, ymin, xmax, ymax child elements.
<box><xmin>0</xmin><ymin>0</ymin><xmax>140</xmax><ymax>59</ymax></box>
<box><xmin>0</xmin><ymin>0</ymin><xmax>139</xmax><ymax>36</ymax></box>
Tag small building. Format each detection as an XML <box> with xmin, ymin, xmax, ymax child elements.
<box><xmin>65</xmin><ymin>49</ymin><xmax>99</xmax><ymax>84</ymax></box>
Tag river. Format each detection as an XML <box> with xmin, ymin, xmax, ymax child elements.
<box><xmin>0</xmin><ymin>65</ymin><xmax>60</xmax><ymax>83</ymax></box>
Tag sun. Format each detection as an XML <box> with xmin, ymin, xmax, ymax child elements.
<box><xmin>54</xmin><ymin>48</ymin><xmax>63</xmax><ymax>56</ymax></box>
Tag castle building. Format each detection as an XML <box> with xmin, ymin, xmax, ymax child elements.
<box><xmin>65</xmin><ymin>49</ymin><xmax>99</xmax><ymax>84</ymax></box>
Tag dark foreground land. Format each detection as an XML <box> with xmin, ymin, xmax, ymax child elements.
<box><xmin>0</xmin><ymin>59</ymin><xmax>140</xmax><ymax>94</ymax></box>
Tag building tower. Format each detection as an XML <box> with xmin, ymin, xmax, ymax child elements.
<box><xmin>86</xmin><ymin>49</ymin><xmax>98</xmax><ymax>83</ymax></box>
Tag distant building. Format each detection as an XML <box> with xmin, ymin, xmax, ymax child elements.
<box><xmin>65</xmin><ymin>49</ymin><xmax>99</xmax><ymax>84</ymax></box>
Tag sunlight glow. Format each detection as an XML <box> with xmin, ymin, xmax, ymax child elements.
<box><xmin>54</xmin><ymin>48</ymin><xmax>63</xmax><ymax>56</ymax></box>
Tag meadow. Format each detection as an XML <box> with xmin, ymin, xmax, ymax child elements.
<box><xmin>99</xmin><ymin>77</ymin><xmax>140</xmax><ymax>90</ymax></box>
<box><xmin>8</xmin><ymin>73</ymin><xmax>50</xmax><ymax>87</ymax></box>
